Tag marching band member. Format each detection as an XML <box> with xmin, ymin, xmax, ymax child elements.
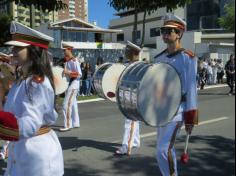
<box><xmin>154</xmin><ymin>14</ymin><xmax>198</xmax><ymax>176</ymax></box>
<box><xmin>59</xmin><ymin>43</ymin><xmax>82</xmax><ymax>132</ymax></box>
<box><xmin>115</xmin><ymin>41</ymin><xmax>141</xmax><ymax>156</ymax></box>
<box><xmin>0</xmin><ymin>21</ymin><xmax>64</xmax><ymax>175</ymax></box>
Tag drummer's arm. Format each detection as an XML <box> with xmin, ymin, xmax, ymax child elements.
<box><xmin>184</xmin><ymin>57</ymin><xmax>198</xmax><ymax>134</ymax></box>
<box><xmin>69</xmin><ymin>62</ymin><xmax>82</xmax><ymax>78</ymax></box>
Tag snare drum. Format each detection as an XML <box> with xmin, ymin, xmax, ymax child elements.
<box><xmin>93</xmin><ymin>63</ymin><xmax>126</xmax><ymax>102</ymax></box>
<box><xmin>116</xmin><ymin>62</ymin><xmax>182</xmax><ymax>127</ymax></box>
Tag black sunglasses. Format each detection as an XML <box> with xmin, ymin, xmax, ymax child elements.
<box><xmin>160</xmin><ymin>28</ymin><xmax>180</xmax><ymax>35</ymax></box>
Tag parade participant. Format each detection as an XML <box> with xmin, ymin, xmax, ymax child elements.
<box><xmin>0</xmin><ymin>21</ymin><xmax>64</xmax><ymax>175</ymax></box>
<box><xmin>60</xmin><ymin>42</ymin><xmax>82</xmax><ymax>132</ymax></box>
<box><xmin>154</xmin><ymin>14</ymin><xmax>198</xmax><ymax>176</ymax></box>
<box><xmin>225</xmin><ymin>54</ymin><xmax>235</xmax><ymax>95</ymax></box>
<box><xmin>115</xmin><ymin>41</ymin><xmax>141</xmax><ymax>156</ymax></box>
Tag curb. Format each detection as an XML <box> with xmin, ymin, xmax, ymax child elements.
<box><xmin>77</xmin><ymin>84</ymin><xmax>228</xmax><ymax>104</ymax></box>
<box><xmin>197</xmin><ymin>84</ymin><xmax>228</xmax><ymax>90</ymax></box>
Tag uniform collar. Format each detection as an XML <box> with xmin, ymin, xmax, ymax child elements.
<box><xmin>166</xmin><ymin>48</ymin><xmax>185</xmax><ymax>58</ymax></box>
<box><xmin>65</xmin><ymin>57</ymin><xmax>76</xmax><ymax>62</ymax></box>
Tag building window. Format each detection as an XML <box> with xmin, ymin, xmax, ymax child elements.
<box><xmin>150</xmin><ymin>28</ymin><xmax>160</xmax><ymax>37</ymax></box>
<box><xmin>117</xmin><ymin>34</ymin><xmax>124</xmax><ymax>42</ymax></box>
<box><xmin>136</xmin><ymin>31</ymin><xmax>141</xmax><ymax>39</ymax></box>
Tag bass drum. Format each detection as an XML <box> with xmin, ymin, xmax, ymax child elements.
<box><xmin>116</xmin><ymin>62</ymin><xmax>182</xmax><ymax>127</ymax></box>
<box><xmin>93</xmin><ymin>63</ymin><xmax>126</xmax><ymax>102</ymax></box>
<box><xmin>52</xmin><ymin>66</ymin><xmax>69</xmax><ymax>95</ymax></box>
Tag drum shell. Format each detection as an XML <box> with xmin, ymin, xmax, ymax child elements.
<box><xmin>116</xmin><ymin>62</ymin><xmax>150</xmax><ymax>122</ymax></box>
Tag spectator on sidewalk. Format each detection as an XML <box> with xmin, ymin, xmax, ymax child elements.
<box><xmin>207</xmin><ymin>62</ymin><xmax>213</xmax><ymax>85</ymax></box>
<box><xmin>216</xmin><ymin>59</ymin><xmax>224</xmax><ymax>84</ymax></box>
<box><xmin>212</xmin><ymin>59</ymin><xmax>218</xmax><ymax>84</ymax></box>
<box><xmin>85</xmin><ymin>63</ymin><xmax>93</xmax><ymax>96</ymax></box>
<box><xmin>225</xmin><ymin>54</ymin><xmax>235</xmax><ymax>95</ymax></box>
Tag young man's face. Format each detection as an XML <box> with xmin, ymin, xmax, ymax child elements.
<box><xmin>161</xmin><ymin>27</ymin><xmax>182</xmax><ymax>44</ymax></box>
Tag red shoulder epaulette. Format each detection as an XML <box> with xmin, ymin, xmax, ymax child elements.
<box><xmin>184</xmin><ymin>50</ymin><xmax>195</xmax><ymax>59</ymax></box>
<box><xmin>32</xmin><ymin>75</ymin><xmax>44</xmax><ymax>84</ymax></box>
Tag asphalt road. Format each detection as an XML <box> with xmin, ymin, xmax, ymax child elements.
<box><xmin>0</xmin><ymin>86</ymin><xmax>235</xmax><ymax>176</ymax></box>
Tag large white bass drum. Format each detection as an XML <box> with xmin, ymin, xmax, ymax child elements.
<box><xmin>93</xmin><ymin>63</ymin><xmax>126</xmax><ymax>102</ymax></box>
<box><xmin>52</xmin><ymin>66</ymin><xmax>69</xmax><ymax>95</ymax></box>
<box><xmin>116</xmin><ymin>62</ymin><xmax>182</xmax><ymax>127</ymax></box>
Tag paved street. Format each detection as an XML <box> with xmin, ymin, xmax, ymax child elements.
<box><xmin>0</xmin><ymin>86</ymin><xmax>235</xmax><ymax>176</ymax></box>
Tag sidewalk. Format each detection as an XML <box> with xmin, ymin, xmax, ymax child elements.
<box><xmin>78</xmin><ymin>84</ymin><xmax>228</xmax><ymax>104</ymax></box>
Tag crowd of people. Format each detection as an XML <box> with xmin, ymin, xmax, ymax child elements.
<box><xmin>197</xmin><ymin>54</ymin><xmax>235</xmax><ymax>94</ymax></box>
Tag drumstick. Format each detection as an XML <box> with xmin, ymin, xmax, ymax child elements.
<box><xmin>180</xmin><ymin>134</ymin><xmax>190</xmax><ymax>164</ymax></box>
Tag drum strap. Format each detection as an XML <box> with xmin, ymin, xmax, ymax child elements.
<box><xmin>181</xmin><ymin>94</ymin><xmax>187</xmax><ymax>102</ymax></box>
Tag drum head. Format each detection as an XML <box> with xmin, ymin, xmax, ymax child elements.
<box><xmin>102</xmin><ymin>63</ymin><xmax>126</xmax><ymax>102</ymax></box>
<box><xmin>52</xmin><ymin>66</ymin><xmax>69</xmax><ymax>95</ymax></box>
<box><xmin>138</xmin><ymin>63</ymin><xmax>182</xmax><ymax>127</ymax></box>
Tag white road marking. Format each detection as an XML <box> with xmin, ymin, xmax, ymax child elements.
<box><xmin>112</xmin><ymin>117</ymin><xmax>230</xmax><ymax>143</ymax></box>
<box><xmin>77</xmin><ymin>98</ymin><xmax>105</xmax><ymax>104</ymax></box>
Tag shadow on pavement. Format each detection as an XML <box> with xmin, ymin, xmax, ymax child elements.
<box><xmin>103</xmin><ymin>135</ymin><xmax>235</xmax><ymax>176</ymax></box>
<box><xmin>59</xmin><ymin>137</ymin><xmax>120</xmax><ymax>153</ymax></box>
<box><xmin>178</xmin><ymin>135</ymin><xmax>235</xmax><ymax>176</ymax></box>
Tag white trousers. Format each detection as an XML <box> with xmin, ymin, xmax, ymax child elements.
<box><xmin>156</xmin><ymin>121</ymin><xmax>182</xmax><ymax>176</ymax></box>
<box><xmin>62</xmin><ymin>88</ymin><xmax>80</xmax><ymax>128</ymax></box>
<box><xmin>122</xmin><ymin>118</ymin><xmax>140</xmax><ymax>153</ymax></box>
<box><xmin>0</xmin><ymin>141</ymin><xmax>10</xmax><ymax>159</ymax></box>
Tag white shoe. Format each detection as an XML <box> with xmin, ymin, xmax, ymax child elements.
<box><xmin>59</xmin><ymin>128</ymin><xmax>71</xmax><ymax>132</ymax></box>
<box><xmin>115</xmin><ymin>145</ymin><xmax>129</xmax><ymax>155</ymax></box>
<box><xmin>0</xmin><ymin>153</ymin><xmax>5</xmax><ymax>160</ymax></box>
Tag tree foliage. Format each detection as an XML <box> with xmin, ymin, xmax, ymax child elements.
<box><xmin>218</xmin><ymin>2</ymin><xmax>235</xmax><ymax>32</ymax></box>
<box><xmin>0</xmin><ymin>0</ymin><xmax>67</xmax><ymax>12</ymax></box>
<box><xmin>0</xmin><ymin>13</ymin><xmax>12</xmax><ymax>46</ymax></box>
<box><xmin>109</xmin><ymin>0</ymin><xmax>191</xmax><ymax>46</ymax></box>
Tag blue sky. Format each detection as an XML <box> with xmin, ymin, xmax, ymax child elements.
<box><xmin>88</xmin><ymin>0</ymin><xmax>117</xmax><ymax>28</ymax></box>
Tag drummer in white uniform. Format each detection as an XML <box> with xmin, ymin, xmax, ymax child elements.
<box><xmin>60</xmin><ymin>42</ymin><xmax>82</xmax><ymax>132</ymax></box>
<box><xmin>154</xmin><ymin>14</ymin><xmax>198</xmax><ymax>176</ymax></box>
<box><xmin>115</xmin><ymin>41</ymin><xmax>141</xmax><ymax>156</ymax></box>
<box><xmin>0</xmin><ymin>21</ymin><xmax>64</xmax><ymax>176</ymax></box>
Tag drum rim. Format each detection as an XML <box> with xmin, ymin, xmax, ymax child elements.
<box><xmin>138</xmin><ymin>62</ymin><xmax>182</xmax><ymax>127</ymax></box>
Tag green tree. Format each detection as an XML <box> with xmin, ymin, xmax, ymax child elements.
<box><xmin>109</xmin><ymin>0</ymin><xmax>191</xmax><ymax>47</ymax></box>
<box><xmin>0</xmin><ymin>13</ymin><xmax>12</xmax><ymax>46</ymax></box>
<box><xmin>218</xmin><ymin>2</ymin><xmax>235</xmax><ymax>32</ymax></box>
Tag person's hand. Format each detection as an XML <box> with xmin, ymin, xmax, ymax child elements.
<box><xmin>185</xmin><ymin>124</ymin><xmax>194</xmax><ymax>135</ymax></box>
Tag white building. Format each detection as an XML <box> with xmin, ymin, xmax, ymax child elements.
<box><xmin>37</xmin><ymin>18</ymin><xmax>125</xmax><ymax>49</ymax></box>
<box><xmin>109</xmin><ymin>8</ymin><xmax>185</xmax><ymax>48</ymax></box>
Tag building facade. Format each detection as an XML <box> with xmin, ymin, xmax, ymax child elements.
<box><xmin>58</xmin><ymin>0</ymin><xmax>88</xmax><ymax>21</ymax></box>
<box><xmin>109</xmin><ymin>0</ymin><xmax>234</xmax><ymax>48</ymax></box>
<box><xmin>0</xmin><ymin>1</ymin><xmax>58</xmax><ymax>28</ymax></box>
<box><xmin>109</xmin><ymin>8</ymin><xmax>185</xmax><ymax>48</ymax></box>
